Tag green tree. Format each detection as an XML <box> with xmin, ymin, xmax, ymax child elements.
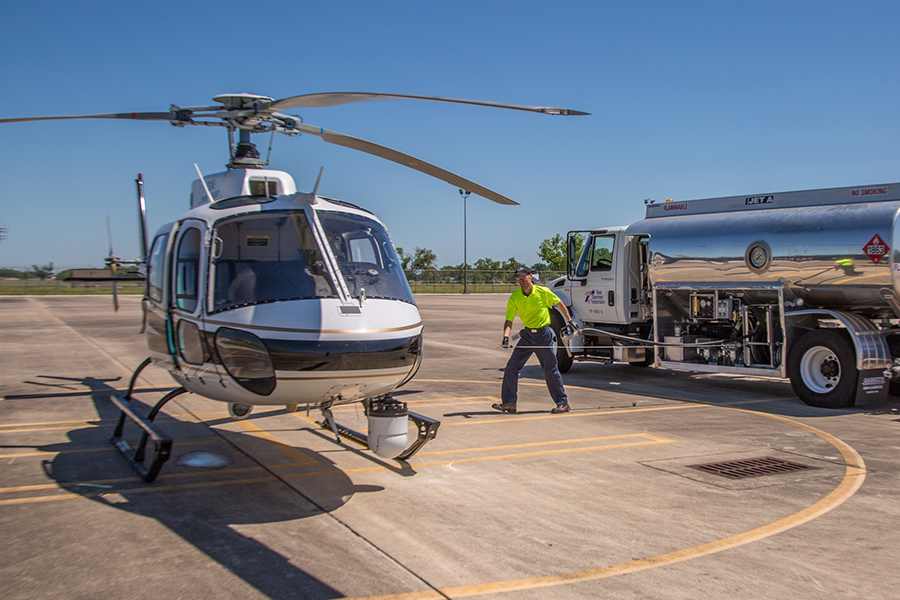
<box><xmin>499</xmin><ymin>257</ymin><xmax>520</xmax><ymax>272</ymax></box>
<box><xmin>538</xmin><ymin>234</ymin><xmax>584</xmax><ymax>271</ymax></box>
<box><xmin>410</xmin><ymin>247</ymin><xmax>436</xmax><ymax>271</ymax></box>
<box><xmin>31</xmin><ymin>262</ymin><xmax>54</xmax><ymax>280</ymax></box>
<box><xmin>473</xmin><ymin>257</ymin><xmax>501</xmax><ymax>271</ymax></box>
<box><xmin>395</xmin><ymin>247</ymin><xmax>412</xmax><ymax>271</ymax></box>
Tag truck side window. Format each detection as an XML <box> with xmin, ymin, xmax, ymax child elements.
<box><xmin>590</xmin><ymin>236</ymin><xmax>614</xmax><ymax>271</ymax></box>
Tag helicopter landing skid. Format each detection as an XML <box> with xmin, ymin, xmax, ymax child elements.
<box><xmin>318</xmin><ymin>409</ymin><xmax>440</xmax><ymax>462</ymax></box>
<box><xmin>108</xmin><ymin>357</ymin><xmax>187</xmax><ymax>483</ymax></box>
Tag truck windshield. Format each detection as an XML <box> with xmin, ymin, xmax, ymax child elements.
<box><xmin>211</xmin><ymin>210</ymin><xmax>337</xmax><ymax>312</ymax></box>
<box><xmin>317</xmin><ymin>210</ymin><xmax>415</xmax><ymax>305</ymax></box>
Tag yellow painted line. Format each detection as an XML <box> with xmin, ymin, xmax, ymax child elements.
<box><xmin>0</xmin><ymin>432</ymin><xmax>672</xmax><ymax>504</ymax></box>
<box><xmin>0</xmin><ymin>437</ymin><xmax>223</xmax><ymax>460</ymax></box>
<box><xmin>0</xmin><ymin>476</ymin><xmax>280</xmax><ymax>506</ymax></box>
<box><xmin>343</xmin><ymin>409</ymin><xmax>866</xmax><ymax>600</ymax></box>
<box><xmin>0</xmin><ymin>461</ymin><xmax>323</xmax><ymax>497</ymax></box>
<box><xmin>412</xmin><ymin>434</ymin><xmax>672</xmax><ymax>458</ymax></box>
<box><xmin>406</xmin><ymin>436</ymin><xmax>675</xmax><ymax>469</ymax></box>
<box><xmin>0</xmin><ymin>415</ymin><xmax>202</xmax><ymax>434</ymax></box>
<box><xmin>2</xmin><ymin>384</ymin><xmax>180</xmax><ymax>402</ymax></box>
<box><xmin>0</xmin><ymin>313</ymin><xmax>142</xmax><ymax>318</ymax></box>
<box><xmin>441</xmin><ymin>402</ymin><xmax>704</xmax><ymax>426</ymax></box>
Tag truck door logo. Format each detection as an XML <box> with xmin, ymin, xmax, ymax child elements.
<box><xmin>585</xmin><ymin>290</ymin><xmax>606</xmax><ymax>305</ymax></box>
<box><xmin>863</xmin><ymin>234</ymin><xmax>890</xmax><ymax>264</ymax></box>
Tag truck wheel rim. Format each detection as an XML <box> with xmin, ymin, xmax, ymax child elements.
<box><xmin>800</xmin><ymin>346</ymin><xmax>841</xmax><ymax>393</ymax></box>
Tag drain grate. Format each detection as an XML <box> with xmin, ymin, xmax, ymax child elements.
<box><xmin>686</xmin><ymin>456</ymin><xmax>820</xmax><ymax>480</ymax></box>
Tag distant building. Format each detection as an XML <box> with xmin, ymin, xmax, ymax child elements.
<box><xmin>67</xmin><ymin>269</ymin><xmax>113</xmax><ymax>288</ymax></box>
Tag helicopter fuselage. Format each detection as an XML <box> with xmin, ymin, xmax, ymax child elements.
<box><xmin>143</xmin><ymin>169</ymin><xmax>422</xmax><ymax>410</ymax></box>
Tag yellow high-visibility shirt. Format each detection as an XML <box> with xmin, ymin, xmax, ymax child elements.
<box><xmin>505</xmin><ymin>285</ymin><xmax>560</xmax><ymax>329</ymax></box>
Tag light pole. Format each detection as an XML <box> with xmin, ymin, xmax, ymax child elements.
<box><xmin>459</xmin><ymin>189</ymin><xmax>470</xmax><ymax>293</ymax></box>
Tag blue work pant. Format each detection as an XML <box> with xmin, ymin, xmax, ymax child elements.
<box><xmin>501</xmin><ymin>326</ymin><xmax>568</xmax><ymax>407</ymax></box>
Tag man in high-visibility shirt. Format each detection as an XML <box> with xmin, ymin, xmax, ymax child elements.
<box><xmin>494</xmin><ymin>265</ymin><xmax>576</xmax><ymax>414</ymax></box>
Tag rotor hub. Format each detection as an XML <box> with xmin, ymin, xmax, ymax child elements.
<box><xmin>212</xmin><ymin>93</ymin><xmax>274</xmax><ymax>110</ymax></box>
<box><xmin>228</xmin><ymin>141</ymin><xmax>266</xmax><ymax>168</ymax></box>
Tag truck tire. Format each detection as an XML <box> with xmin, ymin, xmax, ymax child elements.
<box><xmin>550</xmin><ymin>312</ymin><xmax>573</xmax><ymax>374</ymax></box>
<box><xmin>787</xmin><ymin>329</ymin><xmax>857</xmax><ymax>409</ymax></box>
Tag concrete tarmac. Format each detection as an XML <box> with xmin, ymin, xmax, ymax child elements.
<box><xmin>2</xmin><ymin>294</ymin><xmax>900</xmax><ymax>599</ymax></box>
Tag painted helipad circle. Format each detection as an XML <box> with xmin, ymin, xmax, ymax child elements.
<box><xmin>346</xmin><ymin>381</ymin><xmax>867</xmax><ymax>599</ymax></box>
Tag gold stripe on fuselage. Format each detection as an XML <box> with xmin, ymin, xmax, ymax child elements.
<box><xmin>198</xmin><ymin>317</ymin><xmax>423</xmax><ymax>336</ymax></box>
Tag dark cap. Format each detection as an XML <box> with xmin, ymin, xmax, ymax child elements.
<box><xmin>515</xmin><ymin>265</ymin><xmax>533</xmax><ymax>276</ymax></box>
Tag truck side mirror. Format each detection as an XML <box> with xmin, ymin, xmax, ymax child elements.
<box><xmin>566</xmin><ymin>235</ymin><xmax>578</xmax><ymax>277</ymax></box>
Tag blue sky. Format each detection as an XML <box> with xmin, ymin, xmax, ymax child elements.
<box><xmin>2</xmin><ymin>1</ymin><xmax>899</xmax><ymax>270</ymax></box>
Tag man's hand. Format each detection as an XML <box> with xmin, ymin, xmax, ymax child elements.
<box><xmin>561</xmin><ymin>321</ymin><xmax>578</xmax><ymax>338</ymax></box>
<box><xmin>502</xmin><ymin>336</ymin><xmax>510</xmax><ymax>348</ymax></box>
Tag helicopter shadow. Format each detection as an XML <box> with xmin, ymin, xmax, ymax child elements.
<box><xmin>35</xmin><ymin>376</ymin><xmax>385</xmax><ymax>600</ymax></box>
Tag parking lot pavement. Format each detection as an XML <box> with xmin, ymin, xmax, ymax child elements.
<box><xmin>2</xmin><ymin>294</ymin><xmax>900</xmax><ymax>599</ymax></box>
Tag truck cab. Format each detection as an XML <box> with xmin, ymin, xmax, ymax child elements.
<box><xmin>548</xmin><ymin>228</ymin><xmax>652</xmax><ymax>370</ymax></box>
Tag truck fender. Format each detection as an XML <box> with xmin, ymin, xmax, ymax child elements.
<box><xmin>548</xmin><ymin>275</ymin><xmax>573</xmax><ymax>307</ymax></box>
<box><xmin>785</xmin><ymin>309</ymin><xmax>890</xmax><ymax>371</ymax></box>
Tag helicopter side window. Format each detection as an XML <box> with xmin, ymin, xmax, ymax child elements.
<box><xmin>211</xmin><ymin>210</ymin><xmax>338</xmax><ymax>312</ymax></box>
<box><xmin>148</xmin><ymin>233</ymin><xmax>169</xmax><ymax>303</ymax></box>
<box><xmin>175</xmin><ymin>227</ymin><xmax>201</xmax><ymax>312</ymax></box>
<box><xmin>317</xmin><ymin>210</ymin><xmax>414</xmax><ymax>305</ymax></box>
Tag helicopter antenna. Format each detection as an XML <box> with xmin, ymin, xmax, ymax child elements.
<box><xmin>193</xmin><ymin>163</ymin><xmax>215</xmax><ymax>204</ymax></box>
<box><xmin>310</xmin><ymin>167</ymin><xmax>325</xmax><ymax>204</ymax></box>
<box><xmin>265</xmin><ymin>129</ymin><xmax>275</xmax><ymax>165</ymax></box>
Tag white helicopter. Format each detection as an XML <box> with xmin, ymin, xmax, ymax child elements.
<box><xmin>1</xmin><ymin>92</ymin><xmax>588</xmax><ymax>481</ymax></box>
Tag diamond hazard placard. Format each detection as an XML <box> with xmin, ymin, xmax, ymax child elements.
<box><xmin>863</xmin><ymin>234</ymin><xmax>890</xmax><ymax>264</ymax></box>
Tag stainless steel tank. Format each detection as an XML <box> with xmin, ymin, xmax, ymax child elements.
<box><xmin>624</xmin><ymin>182</ymin><xmax>900</xmax><ymax>314</ymax></box>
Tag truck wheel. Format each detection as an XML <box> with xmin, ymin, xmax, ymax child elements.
<box><xmin>890</xmin><ymin>379</ymin><xmax>900</xmax><ymax>397</ymax></box>
<box><xmin>550</xmin><ymin>313</ymin><xmax>573</xmax><ymax>374</ymax></box>
<box><xmin>787</xmin><ymin>329</ymin><xmax>857</xmax><ymax>408</ymax></box>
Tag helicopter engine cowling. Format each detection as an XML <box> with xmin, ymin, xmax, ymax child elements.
<box><xmin>366</xmin><ymin>398</ymin><xmax>410</xmax><ymax>459</ymax></box>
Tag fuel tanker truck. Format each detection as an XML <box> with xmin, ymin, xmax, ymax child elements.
<box><xmin>550</xmin><ymin>181</ymin><xmax>900</xmax><ymax>408</ymax></box>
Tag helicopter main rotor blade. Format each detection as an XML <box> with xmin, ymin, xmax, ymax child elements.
<box><xmin>295</xmin><ymin>122</ymin><xmax>519</xmax><ymax>205</ymax></box>
<box><xmin>270</xmin><ymin>92</ymin><xmax>590</xmax><ymax>116</ymax></box>
<box><xmin>0</xmin><ymin>112</ymin><xmax>176</xmax><ymax>124</ymax></box>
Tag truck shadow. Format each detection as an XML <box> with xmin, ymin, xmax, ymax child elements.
<box><xmin>520</xmin><ymin>362</ymin><xmax>900</xmax><ymax>419</ymax></box>
<box><xmin>35</xmin><ymin>376</ymin><xmax>383</xmax><ymax>600</ymax></box>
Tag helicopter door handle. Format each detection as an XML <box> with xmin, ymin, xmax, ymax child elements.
<box><xmin>212</xmin><ymin>235</ymin><xmax>223</xmax><ymax>259</ymax></box>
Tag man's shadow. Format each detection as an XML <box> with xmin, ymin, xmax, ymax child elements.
<box><xmin>34</xmin><ymin>375</ymin><xmax>384</xmax><ymax>600</ymax></box>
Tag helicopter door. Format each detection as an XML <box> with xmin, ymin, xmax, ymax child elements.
<box><xmin>170</xmin><ymin>220</ymin><xmax>209</xmax><ymax>369</ymax></box>
<box><xmin>144</xmin><ymin>229</ymin><xmax>174</xmax><ymax>358</ymax></box>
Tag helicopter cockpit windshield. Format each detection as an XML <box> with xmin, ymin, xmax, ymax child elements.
<box><xmin>318</xmin><ymin>211</ymin><xmax>415</xmax><ymax>305</ymax></box>
<box><xmin>211</xmin><ymin>210</ymin><xmax>337</xmax><ymax>312</ymax></box>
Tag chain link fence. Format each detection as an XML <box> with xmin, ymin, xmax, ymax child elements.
<box><xmin>405</xmin><ymin>269</ymin><xmax>565</xmax><ymax>294</ymax></box>
<box><xmin>0</xmin><ymin>266</ymin><xmax>565</xmax><ymax>296</ymax></box>
<box><xmin>0</xmin><ymin>266</ymin><xmax>145</xmax><ymax>296</ymax></box>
